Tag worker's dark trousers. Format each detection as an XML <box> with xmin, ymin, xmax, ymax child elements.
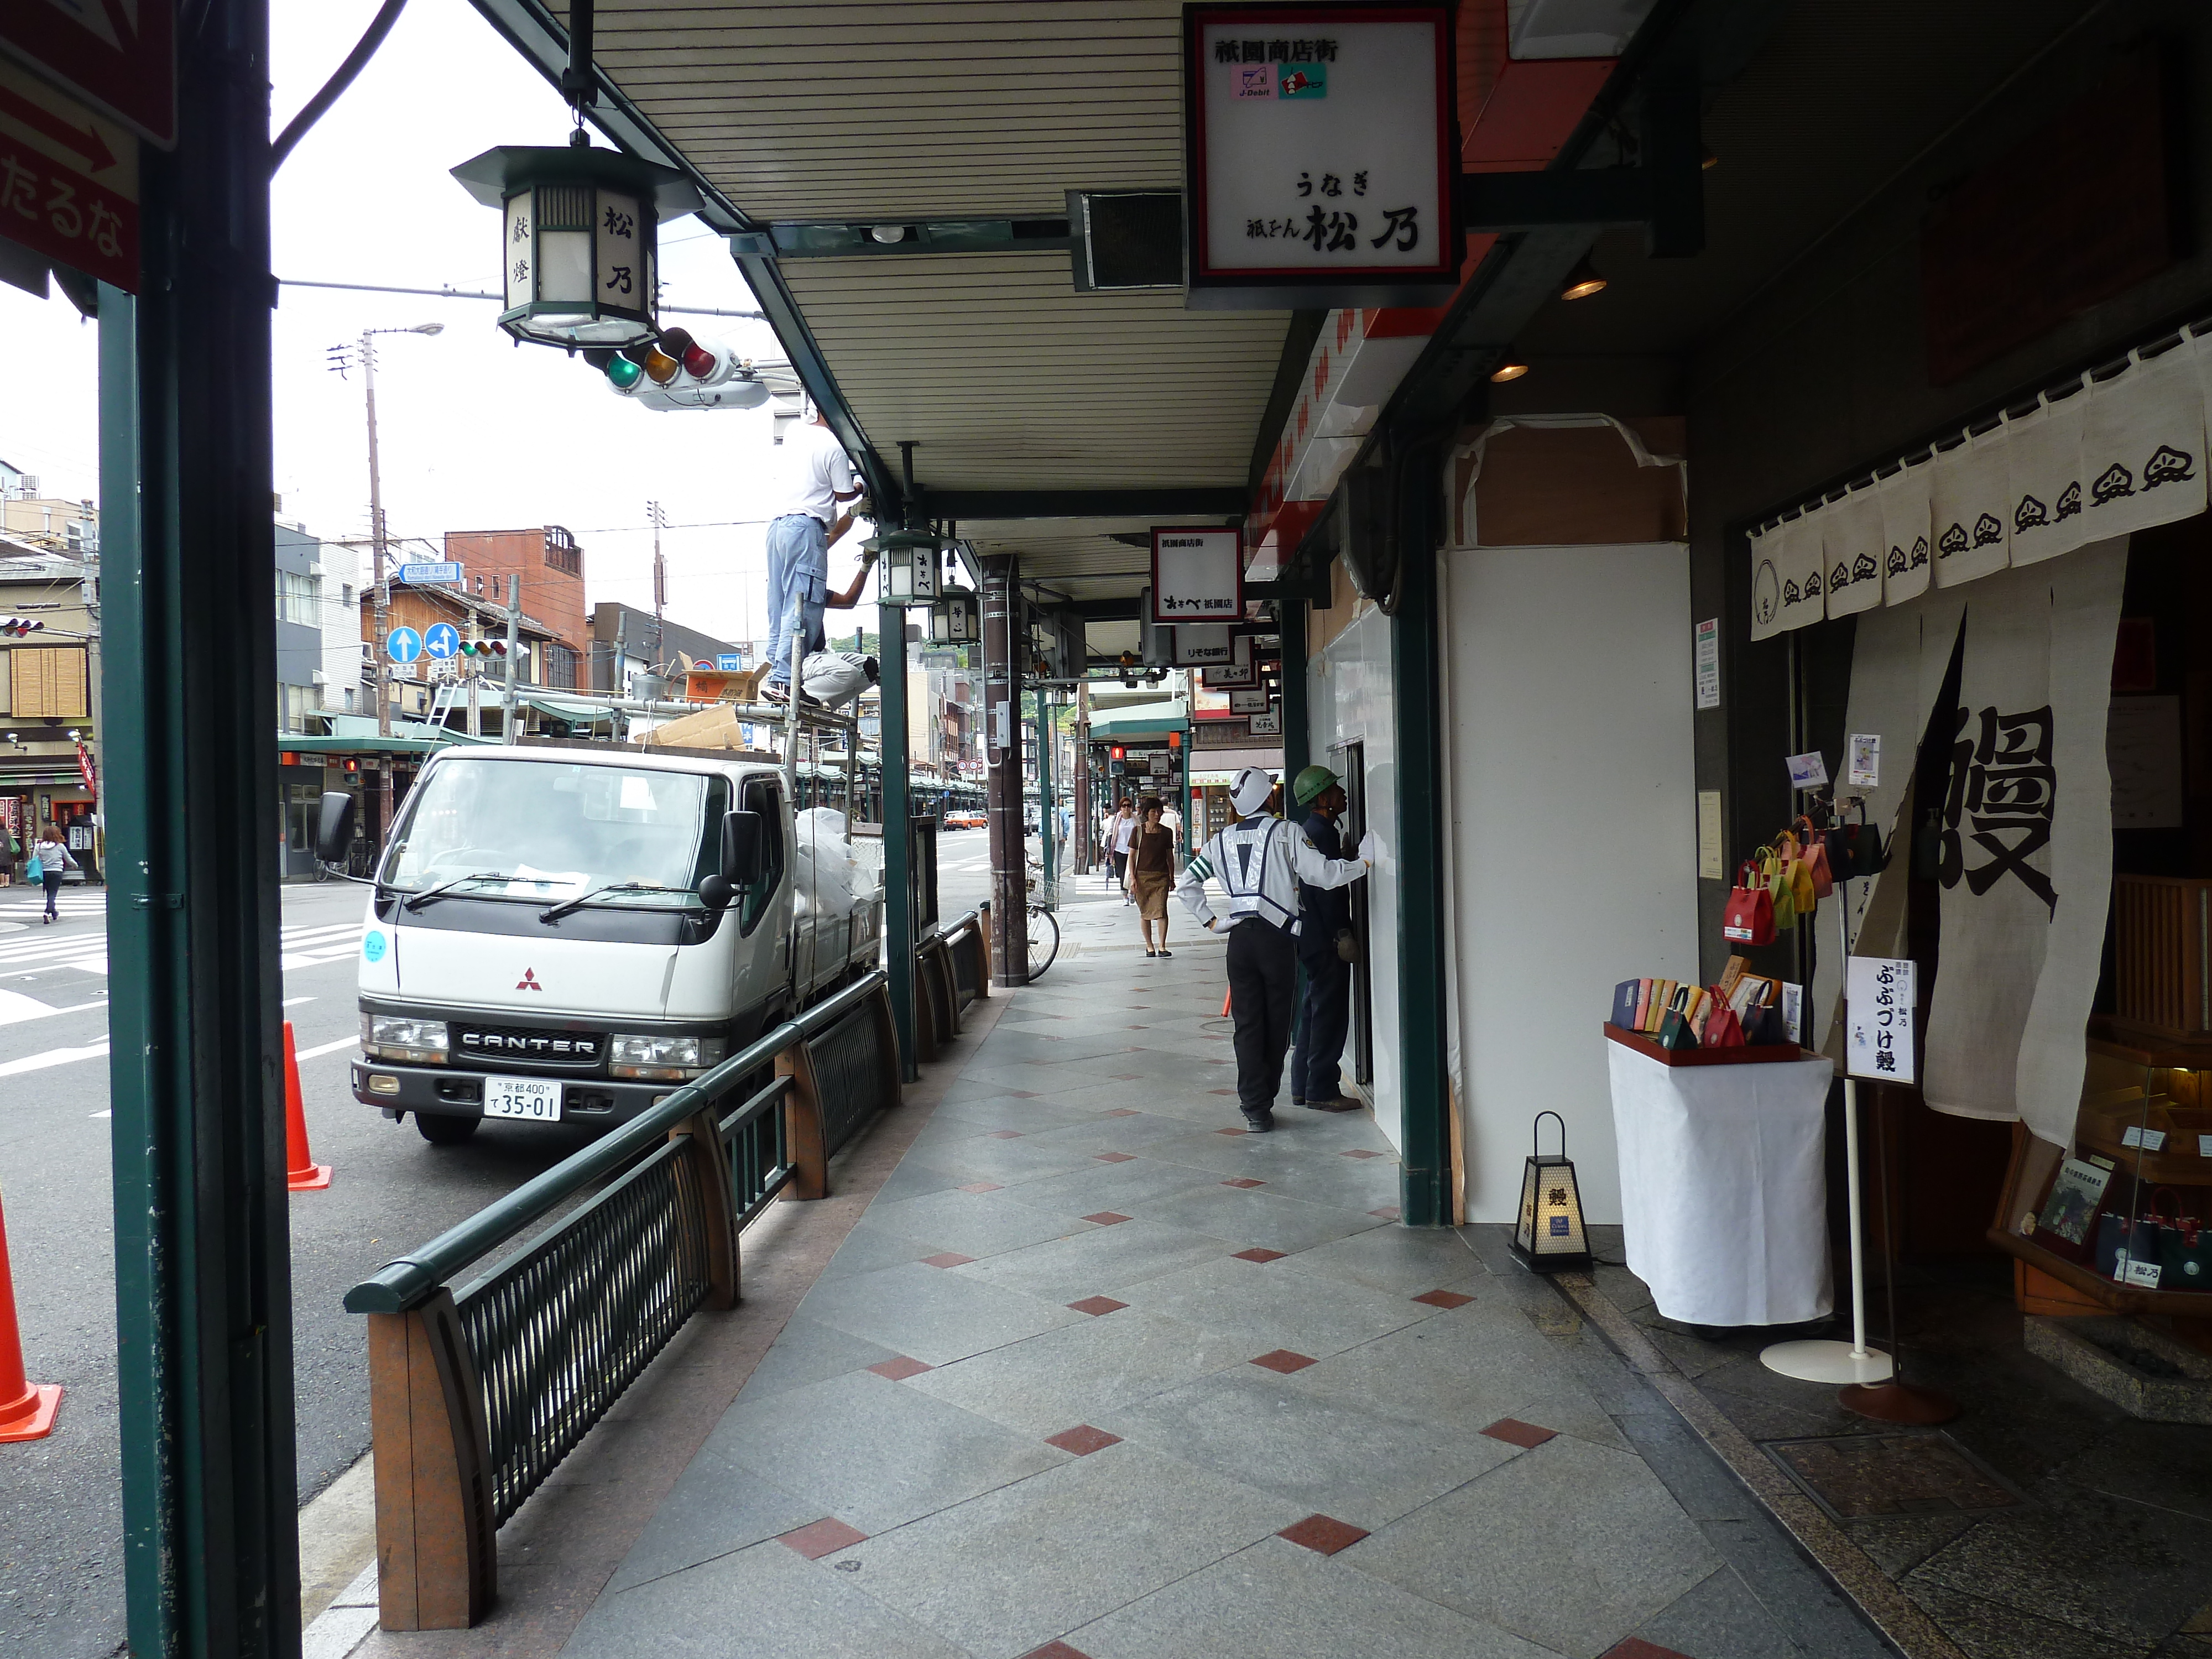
<box><xmin>1292</xmin><ymin>947</ymin><xmax>1351</xmax><ymax>1102</ymax></box>
<box><xmin>1226</xmin><ymin>919</ymin><xmax>1297</xmax><ymax>1115</ymax></box>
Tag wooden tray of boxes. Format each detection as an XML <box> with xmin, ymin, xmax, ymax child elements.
<box><xmin>1603</xmin><ymin>1024</ymin><xmax>1812</xmax><ymax>1067</ymax></box>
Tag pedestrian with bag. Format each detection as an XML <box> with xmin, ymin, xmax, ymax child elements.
<box><xmin>1128</xmin><ymin>796</ymin><xmax>1177</xmax><ymax>958</ymax></box>
<box><xmin>33</xmin><ymin>824</ymin><xmax>74</xmax><ymax>924</ymax></box>
<box><xmin>1107</xmin><ymin>797</ymin><xmax>1137</xmax><ymax>896</ymax></box>
<box><xmin>1287</xmin><ymin>765</ymin><xmax>1360</xmax><ymax>1112</ymax></box>
<box><xmin>1176</xmin><ymin>766</ymin><xmax>1379</xmax><ymax>1131</ymax></box>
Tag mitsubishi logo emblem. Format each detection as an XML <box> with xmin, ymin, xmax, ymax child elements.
<box><xmin>517</xmin><ymin>968</ymin><xmax>543</xmax><ymax>992</ymax></box>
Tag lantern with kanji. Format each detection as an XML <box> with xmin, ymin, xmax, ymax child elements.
<box><xmin>1511</xmin><ymin>1110</ymin><xmax>1590</xmax><ymax>1272</ymax></box>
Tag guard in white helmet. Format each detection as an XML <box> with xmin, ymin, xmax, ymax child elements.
<box><xmin>1176</xmin><ymin>766</ymin><xmax>1380</xmax><ymax>1131</ymax></box>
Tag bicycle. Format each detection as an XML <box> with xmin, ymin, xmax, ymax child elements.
<box><xmin>1024</xmin><ymin>862</ymin><xmax>1061</xmax><ymax>979</ymax></box>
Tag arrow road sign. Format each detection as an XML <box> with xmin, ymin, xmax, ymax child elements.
<box><xmin>385</xmin><ymin>627</ymin><xmax>423</xmax><ymax>665</ymax></box>
<box><xmin>0</xmin><ymin>0</ymin><xmax>175</xmax><ymax>148</ymax></box>
<box><xmin>0</xmin><ymin>55</ymin><xmax>138</xmax><ymax>293</ymax></box>
<box><xmin>423</xmin><ymin>623</ymin><xmax>460</xmax><ymax>660</ymax></box>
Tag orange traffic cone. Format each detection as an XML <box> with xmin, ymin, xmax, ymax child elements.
<box><xmin>0</xmin><ymin>1194</ymin><xmax>61</xmax><ymax>1443</ymax></box>
<box><xmin>283</xmin><ymin>1021</ymin><xmax>332</xmax><ymax>1192</ymax></box>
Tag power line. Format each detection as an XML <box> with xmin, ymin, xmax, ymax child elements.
<box><xmin>278</xmin><ymin>278</ymin><xmax>766</xmax><ymax>321</ymax></box>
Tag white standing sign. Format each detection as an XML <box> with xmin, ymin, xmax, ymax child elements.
<box><xmin>1185</xmin><ymin>6</ymin><xmax>1456</xmax><ymax>307</ymax></box>
<box><xmin>1846</xmin><ymin>957</ymin><xmax>1918</xmax><ymax>1083</ymax></box>
<box><xmin>1151</xmin><ymin>528</ymin><xmax>1244</xmax><ymax>623</ymax></box>
<box><xmin>1847</xmin><ymin>733</ymin><xmax>1880</xmax><ymax>789</ymax></box>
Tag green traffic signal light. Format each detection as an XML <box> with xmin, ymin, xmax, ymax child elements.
<box><xmin>606</xmin><ymin>357</ymin><xmax>643</xmax><ymax>390</ymax></box>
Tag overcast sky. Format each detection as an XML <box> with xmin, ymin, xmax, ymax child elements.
<box><xmin>0</xmin><ymin>0</ymin><xmax>860</xmax><ymax>644</ymax></box>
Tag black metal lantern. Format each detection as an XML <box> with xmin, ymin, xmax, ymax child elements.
<box><xmin>870</xmin><ymin>526</ymin><xmax>945</xmax><ymax>606</ymax></box>
<box><xmin>929</xmin><ymin>589</ymin><xmax>979</xmax><ymax>644</ymax></box>
<box><xmin>451</xmin><ymin>145</ymin><xmax>701</xmax><ymax>352</ymax></box>
<box><xmin>1511</xmin><ymin>1111</ymin><xmax>1590</xmax><ymax>1272</ymax></box>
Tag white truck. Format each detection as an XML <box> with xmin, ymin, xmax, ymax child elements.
<box><xmin>324</xmin><ymin>743</ymin><xmax>881</xmax><ymax>1143</ymax></box>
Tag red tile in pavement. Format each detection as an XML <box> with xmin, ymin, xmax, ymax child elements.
<box><xmin>1369</xmin><ymin>1206</ymin><xmax>1402</xmax><ymax>1220</ymax></box>
<box><xmin>1601</xmin><ymin>1641</ymin><xmax>1696</xmax><ymax>1659</ymax></box>
<box><xmin>1340</xmin><ymin>1149</ymin><xmax>1385</xmax><ymax>1160</ymax></box>
<box><xmin>867</xmin><ymin>1356</ymin><xmax>934</xmax><ymax>1381</ymax></box>
<box><xmin>987</xmin><ymin>1129</ymin><xmax>1025</xmax><ymax>1139</ymax></box>
<box><xmin>1222</xmin><ymin>1177</ymin><xmax>1265</xmax><ymax>1188</ymax></box>
<box><xmin>1082</xmin><ymin>1212</ymin><xmax>1133</xmax><ymax>1225</ymax></box>
<box><xmin>778</xmin><ymin>1517</ymin><xmax>867</xmax><ymax>1559</ymax></box>
<box><xmin>1068</xmin><ymin>1296</ymin><xmax>1128</xmax><ymax>1316</ymax></box>
<box><xmin>1215</xmin><ymin>1127</ymin><xmax>1248</xmax><ymax>1136</ymax></box>
<box><xmin>1482</xmin><ymin>1417</ymin><xmax>1557</xmax><ymax>1449</ymax></box>
<box><xmin>1277</xmin><ymin>1514</ymin><xmax>1370</xmax><ymax>1555</ymax></box>
<box><xmin>1019</xmin><ymin>1644</ymin><xmax>1094</xmax><ymax>1659</ymax></box>
<box><xmin>1093</xmin><ymin>1152</ymin><xmax>1136</xmax><ymax>1162</ymax></box>
<box><xmin>958</xmin><ymin>1181</ymin><xmax>1004</xmax><ymax>1193</ymax></box>
<box><xmin>1208</xmin><ymin>1088</ymin><xmax>1239</xmax><ymax>1095</ymax></box>
<box><xmin>1412</xmin><ymin>1288</ymin><xmax>1474</xmax><ymax>1309</ymax></box>
<box><xmin>1250</xmin><ymin>1349</ymin><xmax>1317</xmax><ymax>1374</ymax></box>
<box><xmin>921</xmin><ymin>1252</ymin><xmax>975</xmax><ymax>1269</ymax></box>
<box><xmin>1045</xmin><ymin>1425</ymin><xmax>1123</xmax><ymax>1456</ymax></box>
<box><xmin>1009</xmin><ymin>1091</ymin><xmax>1041</xmax><ymax>1098</ymax></box>
<box><xmin>1232</xmin><ymin>1248</ymin><xmax>1286</xmax><ymax>1262</ymax></box>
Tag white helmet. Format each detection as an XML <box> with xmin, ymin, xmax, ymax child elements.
<box><xmin>1229</xmin><ymin>766</ymin><xmax>1275</xmax><ymax>816</ymax></box>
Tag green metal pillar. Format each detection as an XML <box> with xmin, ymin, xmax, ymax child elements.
<box><xmin>1035</xmin><ymin>693</ymin><xmax>1055</xmax><ymax>891</ymax></box>
<box><xmin>878</xmin><ymin>603</ymin><xmax>918</xmax><ymax>1079</ymax></box>
<box><xmin>103</xmin><ymin>0</ymin><xmax>303</xmax><ymax>1645</ymax></box>
<box><xmin>1279</xmin><ymin>601</ymin><xmax>1310</xmax><ymax>802</ymax></box>
<box><xmin>1392</xmin><ymin>452</ymin><xmax>1451</xmax><ymax>1227</ymax></box>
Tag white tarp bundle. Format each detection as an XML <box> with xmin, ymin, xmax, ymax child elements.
<box><xmin>794</xmin><ymin>807</ymin><xmax>874</xmax><ymax>919</ymax></box>
<box><xmin>1751</xmin><ymin>331</ymin><xmax>2208</xmax><ymax>640</ymax></box>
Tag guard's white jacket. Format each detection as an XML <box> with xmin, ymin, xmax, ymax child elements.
<box><xmin>1176</xmin><ymin>812</ymin><xmax>1369</xmax><ymax>936</ymax></box>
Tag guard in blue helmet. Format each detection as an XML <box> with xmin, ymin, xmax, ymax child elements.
<box><xmin>1287</xmin><ymin>764</ymin><xmax>1361</xmax><ymax>1111</ymax></box>
<box><xmin>1177</xmin><ymin>765</ymin><xmax>1380</xmax><ymax>1131</ymax></box>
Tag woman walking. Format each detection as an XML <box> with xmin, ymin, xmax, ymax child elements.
<box><xmin>1128</xmin><ymin>797</ymin><xmax>1176</xmax><ymax>957</ymax></box>
<box><xmin>33</xmin><ymin>825</ymin><xmax>72</xmax><ymax>924</ymax></box>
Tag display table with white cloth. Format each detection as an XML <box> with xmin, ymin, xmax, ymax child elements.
<box><xmin>1605</xmin><ymin>1032</ymin><xmax>1837</xmax><ymax>1326</ymax></box>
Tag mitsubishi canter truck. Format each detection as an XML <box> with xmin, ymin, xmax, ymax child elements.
<box><xmin>319</xmin><ymin>744</ymin><xmax>880</xmax><ymax>1144</ymax></box>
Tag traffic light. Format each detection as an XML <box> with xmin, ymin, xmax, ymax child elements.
<box><xmin>585</xmin><ymin>330</ymin><xmax>769</xmax><ymax>411</ymax></box>
<box><xmin>0</xmin><ymin>617</ymin><xmax>44</xmax><ymax>637</ymax></box>
<box><xmin>457</xmin><ymin>638</ymin><xmax>507</xmax><ymax>658</ymax></box>
<box><xmin>1109</xmin><ymin>745</ymin><xmax>1125</xmax><ymax>760</ymax></box>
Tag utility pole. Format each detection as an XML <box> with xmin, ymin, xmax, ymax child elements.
<box><xmin>1073</xmin><ymin>680</ymin><xmax>1091</xmax><ymax>875</ymax></box>
<box><xmin>648</xmin><ymin>499</ymin><xmax>668</xmax><ymax>666</ymax></box>
<box><xmin>503</xmin><ymin>573</ymin><xmax>521</xmax><ymax>737</ymax></box>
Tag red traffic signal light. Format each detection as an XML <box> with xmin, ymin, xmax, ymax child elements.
<box><xmin>1109</xmin><ymin>745</ymin><xmax>1125</xmax><ymax>760</ymax></box>
<box><xmin>0</xmin><ymin>617</ymin><xmax>45</xmax><ymax>637</ymax></box>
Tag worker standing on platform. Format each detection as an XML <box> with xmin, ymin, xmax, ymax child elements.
<box><xmin>764</xmin><ymin>399</ymin><xmax>869</xmax><ymax>703</ymax></box>
<box><xmin>1287</xmin><ymin>765</ymin><xmax>1359</xmax><ymax>1112</ymax></box>
<box><xmin>1176</xmin><ymin>766</ymin><xmax>1379</xmax><ymax>1132</ymax></box>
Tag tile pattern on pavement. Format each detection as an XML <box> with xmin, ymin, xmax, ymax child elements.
<box><xmin>567</xmin><ymin>875</ymin><xmax>1897</xmax><ymax>1659</ymax></box>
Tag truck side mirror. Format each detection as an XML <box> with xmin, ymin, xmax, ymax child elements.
<box><xmin>315</xmin><ymin>791</ymin><xmax>356</xmax><ymax>866</ymax></box>
<box><xmin>721</xmin><ymin>808</ymin><xmax>764</xmax><ymax>886</ymax></box>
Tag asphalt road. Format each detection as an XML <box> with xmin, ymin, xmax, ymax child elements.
<box><xmin>0</xmin><ymin>882</ymin><xmax>604</xmax><ymax>1659</ymax></box>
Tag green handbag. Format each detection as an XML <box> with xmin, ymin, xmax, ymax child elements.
<box><xmin>1761</xmin><ymin>846</ymin><xmax>1798</xmax><ymax>932</ymax></box>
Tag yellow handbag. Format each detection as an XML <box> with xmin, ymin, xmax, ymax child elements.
<box><xmin>1789</xmin><ymin>852</ymin><xmax>1818</xmax><ymax>919</ymax></box>
<box><xmin>1760</xmin><ymin>846</ymin><xmax>1798</xmax><ymax>932</ymax></box>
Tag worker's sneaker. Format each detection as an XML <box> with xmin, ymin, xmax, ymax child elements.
<box><xmin>1241</xmin><ymin>1110</ymin><xmax>1274</xmax><ymax>1133</ymax></box>
<box><xmin>1303</xmin><ymin>1095</ymin><xmax>1361</xmax><ymax>1113</ymax></box>
<box><xmin>762</xmin><ymin>682</ymin><xmax>790</xmax><ymax>704</ymax></box>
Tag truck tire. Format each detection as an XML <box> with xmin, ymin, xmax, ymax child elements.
<box><xmin>416</xmin><ymin>1113</ymin><xmax>481</xmax><ymax>1146</ymax></box>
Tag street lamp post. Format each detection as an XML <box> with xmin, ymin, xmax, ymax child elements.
<box><xmin>330</xmin><ymin>322</ymin><xmax>441</xmax><ymax>847</ymax></box>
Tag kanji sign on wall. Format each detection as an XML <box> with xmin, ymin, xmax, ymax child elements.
<box><xmin>0</xmin><ymin>55</ymin><xmax>138</xmax><ymax>291</ymax></box>
<box><xmin>0</xmin><ymin>1</ymin><xmax>174</xmax><ymax>148</ymax></box>
<box><xmin>1184</xmin><ymin>4</ymin><xmax>1456</xmax><ymax>309</ymax></box>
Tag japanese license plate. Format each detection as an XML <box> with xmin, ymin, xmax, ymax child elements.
<box><xmin>482</xmin><ymin>1076</ymin><xmax>562</xmax><ymax>1121</ymax></box>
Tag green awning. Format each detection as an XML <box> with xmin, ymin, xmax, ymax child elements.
<box><xmin>1085</xmin><ymin>699</ymin><xmax>1189</xmax><ymax>738</ymax></box>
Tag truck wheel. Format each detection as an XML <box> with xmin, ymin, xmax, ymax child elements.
<box><xmin>416</xmin><ymin>1113</ymin><xmax>481</xmax><ymax>1145</ymax></box>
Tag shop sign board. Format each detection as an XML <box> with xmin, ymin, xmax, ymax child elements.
<box><xmin>1694</xmin><ymin>617</ymin><xmax>1719</xmax><ymax>709</ymax></box>
<box><xmin>398</xmin><ymin>560</ymin><xmax>463</xmax><ymax>587</ymax></box>
<box><xmin>1228</xmin><ymin>687</ymin><xmax>1270</xmax><ymax>714</ymax></box>
<box><xmin>1151</xmin><ymin>527</ymin><xmax>1243</xmax><ymax>623</ymax></box>
<box><xmin>1183</xmin><ymin>4</ymin><xmax>1457</xmax><ymax>309</ymax></box>
<box><xmin>1845</xmin><ymin>957</ymin><xmax>1916</xmax><ymax>1083</ymax></box>
<box><xmin>0</xmin><ymin>0</ymin><xmax>174</xmax><ymax>148</ymax></box>
<box><xmin>1192</xmin><ymin>718</ymin><xmax>1252</xmax><ymax>748</ymax></box>
<box><xmin>1247</xmin><ymin>706</ymin><xmax>1284</xmax><ymax>735</ymax></box>
<box><xmin>1171</xmin><ymin>623</ymin><xmax>1238</xmax><ymax>666</ymax></box>
<box><xmin>0</xmin><ymin>55</ymin><xmax>138</xmax><ymax>293</ymax></box>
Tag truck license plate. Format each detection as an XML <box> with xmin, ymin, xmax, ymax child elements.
<box><xmin>482</xmin><ymin>1076</ymin><xmax>562</xmax><ymax>1121</ymax></box>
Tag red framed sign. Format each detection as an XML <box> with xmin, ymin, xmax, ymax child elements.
<box><xmin>1184</xmin><ymin>3</ymin><xmax>1456</xmax><ymax>310</ymax></box>
<box><xmin>0</xmin><ymin>0</ymin><xmax>174</xmax><ymax>149</ymax></box>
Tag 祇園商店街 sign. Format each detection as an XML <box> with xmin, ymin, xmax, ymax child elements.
<box><xmin>1183</xmin><ymin>4</ymin><xmax>1458</xmax><ymax>310</ymax></box>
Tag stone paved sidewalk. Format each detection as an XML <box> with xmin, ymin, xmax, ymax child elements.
<box><xmin>563</xmin><ymin>884</ymin><xmax>1897</xmax><ymax>1659</ymax></box>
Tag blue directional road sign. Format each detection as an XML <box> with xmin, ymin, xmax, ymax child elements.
<box><xmin>398</xmin><ymin>561</ymin><xmax>463</xmax><ymax>586</ymax></box>
<box><xmin>385</xmin><ymin>627</ymin><xmax>423</xmax><ymax>664</ymax></box>
<box><xmin>424</xmin><ymin>622</ymin><xmax>461</xmax><ymax>660</ymax></box>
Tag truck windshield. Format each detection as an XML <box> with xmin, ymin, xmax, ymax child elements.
<box><xmin>382</xmin><ymin>758</ymin><xmax>713</xmax><ymax>909</ymax></box>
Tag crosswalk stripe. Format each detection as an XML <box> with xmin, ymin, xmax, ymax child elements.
<box><xmin>0</xmin><ymin>1040</ymin><xmax>109</xmax><ymax>1076</ymax></box>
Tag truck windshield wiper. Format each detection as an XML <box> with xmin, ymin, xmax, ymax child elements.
<box><xmin>400</xmin><ymin>871</ymin><xmax>511</xmax><ymax>912</ymax></box>
<box><xmin>538</xmin><ymin>881</ymin><xmax>688</xmax><ymax>923</ymax></box>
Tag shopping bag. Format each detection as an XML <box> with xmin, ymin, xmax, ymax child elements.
<box><xmin>2159</xmin><ymin>1217</ymin><xmax>2210</xmax><ymax>1290</ymax></box>
<box><xmin>1761</xmin><ymin>848</ymin><xmax>1798</xmax><ymax>933</ymax></box>
<box><xmin>1829</xmin><ymin>800</ymin><xmax>1888</xmax><ymax>880</ymax></box>
<box><xmin>1796</xmin><ymin>817</ymin><xmax>1835</xmax><ymax>898</ymax></box>
<box><xmin>1722</xmin><ymin>861</ymin><xmax>1775</xmax><ymax>946</ymax></box>
<box><xmin>1702</xmin><ymin>1004</ymin><xmax>1745</xmax><ymax>1047</ymax></box>
<box><xmin>1788</xmin><ymin>853</ymin><xmax>1818</xmax><ymax>919</ymax></box>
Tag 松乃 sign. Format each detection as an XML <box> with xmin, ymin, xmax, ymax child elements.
<box><xmin>1184</xmin><ymin>5</ymin><xmax>1456</xmax><ymax>309</ymax></box>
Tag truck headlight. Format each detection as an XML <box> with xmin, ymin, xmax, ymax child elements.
<box><xmin>609</xmin><ymin>1033</ymin><xmax>726</xmax><ymax>1081</ymax></box>
<box><xmin>362</xmin><ymin>1012</ymin><xmax>448</xmax><ymax>1064</ymax></box>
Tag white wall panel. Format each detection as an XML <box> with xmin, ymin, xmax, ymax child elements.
<box><xmin>1445</xmin><ymin>545</ymin><xmax>1698</xmax><ymax>1224</ymax></box>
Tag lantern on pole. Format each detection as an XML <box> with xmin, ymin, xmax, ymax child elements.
<box><xmin>872</xmin><ymin>527</ymin><xmax>943</xmax><ymax>606</ymax></box>
<box><xmin>1511</xmin><ymin>1111</ymin><xmax>1590</xmax><ymax>1271</ymax></box>
<box><xmin>929</xmin><ymin>589</ymin><xmax>979</xmax><ymax>644</ymax></box>
<box><xmin>450</xmin><ymin>144</ymin><xmax>701</xmax><ymax>352</ymax></box>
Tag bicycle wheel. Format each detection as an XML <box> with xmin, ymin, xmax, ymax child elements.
<box><xmin>1024</xmin><ymin>906</ymin><xmax>1061</xmax><ymax>979</ymax></box>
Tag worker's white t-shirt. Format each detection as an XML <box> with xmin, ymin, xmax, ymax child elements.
<box><xmin>775</xmin><ymin>420</ymin><xmax>855</xmax><ymax>524</ymax></box>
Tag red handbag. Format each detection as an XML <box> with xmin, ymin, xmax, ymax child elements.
<box><xmin>1723</xmin><ymin>859</ymin><xmax>1776</xmax><ymax>946</ymax></box>
<box><xmin>1703</xmin><ymin>1003</ymin><xmax>1746</xmax><ymax>1047</ymax></box>
<box><xmin>1794</xmin><ymin>816</ymin><xmax>1835</xmax><ymax>899</ymax></box>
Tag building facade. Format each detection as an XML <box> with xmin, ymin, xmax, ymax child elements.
<box><xmin>588</xmin><ymin>601</ymin><xmax>738</xmax><ymax>694</ymax></box>
<box><xmin>443</xmin><ymin>525</ymin><xmax>588</xmax><ymax>688</ymax></box>
<box><xmin>0</xmin><ymin>535</ymin><xmax>100</xmax><ymax>879</ymax></box>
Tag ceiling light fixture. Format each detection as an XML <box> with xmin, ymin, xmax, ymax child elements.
<box><xmin>1489</xmin><ymin>361</ymin><xmax>1530</xmax><ymax>383</ymax></box>
<box><xmin>1559</xmin><ymin>257</ymin><xmax>1606</xmax><ymax>301</ymax></box>
<box><xmin>870</xmin><ymin>225</ymin><xmax>909</xmax><ymax>244</ymax></box>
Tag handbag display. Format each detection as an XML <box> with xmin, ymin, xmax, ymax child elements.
<box><xmin>1702</xmin><ymin>1003</ymin><xmax>1746</xmax><ymax>1047</ymax></box>
<box><xmin>1723</xmin><ymin>860</ymin><xmax>1776</xmax><ymax>946</ymax></box>
<box><xmin>1830</xmin><ymin>800</ymin><xmax>1889</xmax><ymax>881</ymax></box>
<box><xmin>1760</xmin><ymin>847</ymin><xmax>1798</xmax><ymax>933</ymax></box>
<box><xmin>1794</xmin><ymin>816</ymin><xmax>1835</xmax><ymax>898</ymax></box>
